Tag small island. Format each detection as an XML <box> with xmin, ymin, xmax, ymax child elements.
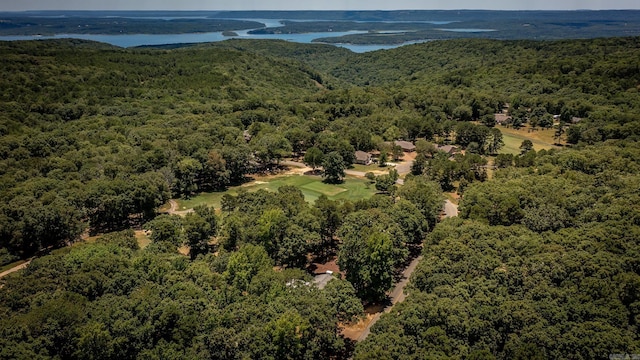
<box><xmin>222</xmin><ymin>31</ymin><xmax>239</xmax><ymax>37</ymax></box>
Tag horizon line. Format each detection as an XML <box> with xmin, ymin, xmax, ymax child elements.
<box><xmin>1</xmin><ymin>9</ymin><xmax>639</xmax><ymax>12</ymax></box>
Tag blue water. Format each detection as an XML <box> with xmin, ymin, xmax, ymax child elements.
<box><xmin>0</xmin><ymin>17</ymin><xmax>437</xmax><ymax>53</ymax></box>
<box><xmin>0</xmin><ymin>31</ymin><xmax>423</xmax><ymax>53</ymax></box>
<box><xmin>438</xmin><ymin>28</ymin><xmax>496</xmax><ymax>33</ymax></box>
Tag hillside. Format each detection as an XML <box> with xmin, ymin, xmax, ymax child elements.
<box><xmin>0</xmin><ymin>36</ymin><xmax>639</xmax><ymax>359</ymax></box>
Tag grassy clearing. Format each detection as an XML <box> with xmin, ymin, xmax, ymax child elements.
<box><xmin>81</xmin><ymin>230</ymin><xmax>150</xmax><ymax>249</ymax></box>
<box><xmin>135</xmin><ymin>231</ymin><xmax>151</xmax><ymax>249</ymax></box>
<box><xmin>176</xmin><ymin>174</ymin><xmax>376</xmax><ymax>210</ymax></box>
<box><xmin>499</xmin><ymin>126</ymin><xmax>559</xmax><ymax>155</ymax></box>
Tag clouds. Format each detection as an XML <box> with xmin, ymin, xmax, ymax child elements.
<box><xmin>1</xmin><ymin>0</ymin><xmax>638</xmax><ymax>11</ymax></box>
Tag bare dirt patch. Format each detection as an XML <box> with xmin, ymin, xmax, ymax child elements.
<box><xmin>341</xmin><ymin>303</ymin><xmax>385</xmax><ymax>341</ymax></box>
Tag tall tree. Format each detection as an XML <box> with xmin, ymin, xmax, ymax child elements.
<box><xmin>322</xmin><ymin>151</ymin><xmax>346</xmax><ymax>184</ymax></box>
<box><xmin>338</xmin><ymin>230</ymin><xmax>395</xmax><ymax>301</ymax></box>
<box><xmin>183</xmin><ymin>213</ymin><xmax>212</xmax><ymax>260</ymax></box>
<box><xmin>303</xmin><ymin>146</ymin><xmax>324</xmax><ymax>171</ymax></box>
<box><xmin>144</xmin><ymin>214</ymin><xmax>183</xmax><ymax>247</ymax></box>
<box><xmin>174</xmin><ymin>157</ymin><xmax>202</xmax><ymax>197</ymax></box>
<box><xmin>202</xmin><ymin>150</ymin><xmax>230</xmax><ymax>190</ymax></box>
<box><xmin>486</xmin><ymin>127</ymin><xmax>504</xmax><ymax>155</ymax></box>
<box><xmin>520</xmin><ymin>139</ymin><xmax>534</xmax><ymax>155</ymax></box>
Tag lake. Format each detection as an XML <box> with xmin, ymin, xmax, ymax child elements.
<box><xmin>0</xmin><ymin>31</ymin><xmax>418</xmax><ymax>53</ymax></box>
<box><xmin>0</xmin><ymin>17</ymin><xmax>429</xmax><ymax>53</ymax></box>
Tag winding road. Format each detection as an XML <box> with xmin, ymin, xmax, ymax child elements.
<box><xmin>354</xmin><ymin>198</ymin><xmax>459</xmax><ymax>342</ymax></box>
<box><xmin>356</xmin><ymin>254</ymin><xmax>424</xmax><ymax>341</ymax></box>
<box><xmin>166</xmin><ymin>199</ymin><xmax>193</xmax><ymax>216</ymax></box>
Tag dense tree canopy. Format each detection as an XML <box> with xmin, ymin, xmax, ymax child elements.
<box><xmin>355</xmin><ymin>141</ymin><xmax>640</xmax><ymax>359</ymax></box>
<box><xmin>1</xmin><ymin>34</ymin><xmax>640</xmax><ymax>359</ymax></box>
<box><xmin>0</xmin><ymin>232</ymin><xmax>360</xmax><ymax>360</ymax></box>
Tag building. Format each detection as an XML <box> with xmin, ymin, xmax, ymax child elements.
<box><xmin>437</xmin><ymin>145</ymin><xmax>460</xmax><ymax>155</ymax></box>
<box><xmin>394</xmin><ymin>140</ymin><xmax>416</xmax><ymax>152</ymax></box>
<box><xmin>354</xmin><ymin>150</ymin><xmax>372</xmax><ymax>165</ymax></box>
<box><xmin>495</xmin><ymin>113</ymin><xmax>511</xmax><ymax>125</ymax></box>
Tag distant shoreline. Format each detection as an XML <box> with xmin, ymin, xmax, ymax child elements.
<box><xmin>1</xmin><ymin>10</ymin><xmax>639</xmax><ymax>48</ymax></box>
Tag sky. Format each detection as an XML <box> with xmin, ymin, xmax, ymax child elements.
<box><xmin>1</xmin><ymin>0</ymin><xmax>639</xmax><ymax>11</ymax></box>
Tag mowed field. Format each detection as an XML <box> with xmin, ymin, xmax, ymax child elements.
<box><xmin>499</xmin><ymin>125</ymin><xmax>560</xmax><ymax>154</ymax></box>
<box><xmin>175</xmin><ymin>174</ymin><xmax>376</xmax><ymax>210</ymax></box>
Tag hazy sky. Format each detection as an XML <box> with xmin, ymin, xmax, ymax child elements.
<box><xmin>1</xmin><ymin>0</ymin><xmax>639</xmax><ymax>11</ymax></box>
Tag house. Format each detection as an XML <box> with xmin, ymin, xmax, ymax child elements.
<box><xmin>354</xmin><ymin>150</ymin><xmax>372</xmax><ymax>165</ymax></box>
<box><xmin>437</xmin><ymin>145</ymin><xmax>460</xmax><ymax>155</ymax></box>
<box><xmin>394</xmin><ymin>140</ymin><xmax>416</xmax><ymax>152</ymax></box>
<box><xmin>494</xmin><ymin>113</ymin><xmax>511</xmax><ymax>125</ymax></box>
<box><xmin>313</xmin><ymin>271</ymin><xmax>335</xmax><ymax>290</ymax></box>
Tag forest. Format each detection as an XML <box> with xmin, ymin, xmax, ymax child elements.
<box><xmin>0</xmin><ymin>34</ymin><xmax>639</xmax><ymax>359</ymax></box>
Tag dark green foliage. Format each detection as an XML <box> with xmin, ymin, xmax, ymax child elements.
<box><xmin>144</xmin><ymin>214</ymin><xmax>182</xmax><ymax>246</ymax></box>
<box><xmin>396</xmin><ymin>177</ymin><xmax>444</xmax><ymax>229</ymax></box>
<box><xmin>303</xmin><ymin>146</ymin><xmax>324</xmax><ymax>170</ymax></box>
<box><xmin>1</xmin><ymin>33</ymin><xmax>640</xmax><ymax>359</ymax></box>
<box><xmin>0</xmin><ymin>240</ymin><xmax>362</xmax><ymax>360</ymax></box>
<box><xmin>374</xmin><ymin>169</ymin><xmax>398</xmax><ymax>194</ymax></box>
<box><xmin>337</xmin><ymin>209</ymin><xmax>410</xmax><ymax>301</ymax></box>
<box><xmin>322</xmin><ymin>151</ymin><xmax>346</xmax><ymax>184</ymax></box>
<box><xmin>356</xmin><ymin>142</ymin><xmax>640</xmax><ymax>359</ymax></box>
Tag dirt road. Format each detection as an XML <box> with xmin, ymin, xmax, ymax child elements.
<box><xmin>351</xmin><ymin>199</ymin><xmax>459</xmax><ymax>342</ymax></box>
<box><xmin>356</xmin><ymin>254</ymin><xmax>423</xmax><ymax>341</ymax></box>
<box><xmin>0</xmin><ymin>260</ymin><xmax>31</xmax><ymax>280</ymax></box>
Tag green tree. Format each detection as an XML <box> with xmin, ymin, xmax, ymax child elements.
<box><xmin>337</xmin><ymin>209</ymin><xmax>408</xmax><ymax>300</ymax></box>
<box><xmin>221</xmin><ymin>144</ymin><xmax>252</xmax><ymax>183</ymax></box>
<box><xmin>495</xmin><ymin>153</ymin><xmax>514</xmax><ymax>168</ymax></box>
<box><xmin>397</xmin><ymin>177</ymin><xmax>443</xmax><ymax>228</ymax></box>
<box><xmin>303</xmin><ymin>146</ymin><xmax>324</xmax><ymax>171</ymax></box>
<box><xmin>375</xmin><ymin>169</ymin><xmax>399</xmax><ymax>194</ymax></box>
<box><xmin>269</xmin><ymin>310</ymin><xmax>311</xmax><ymax>360</ymax></box>
<box><xmin>519</xmin><ymin>139</ymin><xmax>534</xmax><ymax>155</ymax></box>
<box><xmin>174</xmin><ymin>157</ymin><xmax>202</xmax><ymax>196</ymax></box>
<box><xmin>322</xmin><ymin>151</ymin><xmax>346</xmax><ymax>184</ymax></box>
<box><xmin>219</xmin><ymin>213</ymin><xmax>244</xmax><ymax>251</ymax></box>
<box><xmin>313</xmin><ymin>195</ymin><xmax>343</xmax><ymax>255</ymax></box>
<box><xmin>202</xmin><ymin>150</ymin><xmax>230</xmax><ymax>190</ymax></box>
<box><xmin>338</xmin><ymin>230</ymin><xmax>396</xmax><ymax>301</ymax></box>
<box><xmin>389</xmin><ymin>199</ymin><xmax>427</xmax><ymax>245</ymax></box>
<box><xmin>144</xmin><ymin>214</ymin><xmax>183</xmax><ymax>247</ymax></box>
<box><xmin>278</xmin><ymin>224</ymin><xmax>310</xmax><ymax>268</ymax></box>
<box><xmin>183</xmin><ymin>212</ymin><xmax>215</xmax><ymax>260</ymax></box>
<box><xmin>378</xmin><ymin>151</ymin><xmax>388</xmax><ymax>167</ymax></box>
<box><xmin>486</xmin><ymin>127</ymin><xmax>504</xmax><ymax>155</ymax></box>
<box><xmin>252</xmin><ymin>133</ymin><xmax>292</xmax><ymax>166</ymax></box>
<box><xmin>224</xmin><ymin>244</ymin><xmax>272</xmax><ymax>291</ymax></box>
<box><xmin>391</xmin><ymin>145</ymin><xmax>404</xmax><ymax>161</ymax></box>
<box><xmin>322</xmin><ymin>279</ymin><xmax>364</xmax><ymax>323</ymax></box>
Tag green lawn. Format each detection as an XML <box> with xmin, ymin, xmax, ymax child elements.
<box><xmin>500</xmin><ymin>127</ymin><xmax>558</xmax><ymax>155</ymax></box>
<box><xmin>176</xmin><ymin>174</ymin><xmax>376</xmax><ymax>210</ymax></box>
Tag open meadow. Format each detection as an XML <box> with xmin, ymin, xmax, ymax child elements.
<box><xmin>498</xmin><ymin>125</ymin><xmax>560</xmax><ymax>154</ymax></box>
<box><xmin>175</xmin><ymin>174</ymin><xmax>376</xmax><ymax>210</ymax></box>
